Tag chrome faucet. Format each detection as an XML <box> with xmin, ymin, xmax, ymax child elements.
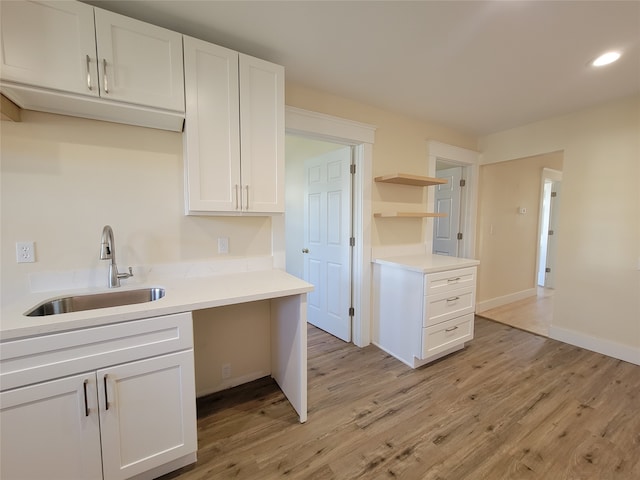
<box><xmin>100</xmin><ymin>225</ymin><xmax>133</xmax><ymax>288</ymax></box>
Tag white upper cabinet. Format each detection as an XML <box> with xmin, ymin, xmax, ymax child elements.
<box><xmin>183</xmin><ymin>36</ymin><xmax>240</xmax><ymax>212</ymax></box>
<box><xmin>184</xmin><ymin>36</ymin><xmax>284</xmax><ymax>214</ymax></box>
<box><xmin>0</xmin><ymin>0</ymin><xmax>185</xmax><ymax>129</ymax></box>
<box><xmin>239</xmin><ymin>54</ymin><xmax>285</xmax><ymax>213</ymax></box>
<box><xmin>94</xmin><ymin>8</ymin><xmax>184</xmax><ymax>111</ymax></box>
<box><xmin>0</xmin><ymin>0</ymin><xmax>99</xmax><ymax>95</ymax></box>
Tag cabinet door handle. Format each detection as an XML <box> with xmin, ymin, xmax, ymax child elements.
<box><xmin>83</xmin><ymin>379</ymin><xmax>90</xmax><ymax>416</ymax></box>
<box><xmin>102</xmin><ymin>59</ymin><xmax>109</xmax><ymax>94</ymax></box>
<box><xmin>234</xmin><ymin>184</ymin><xmax>240</xmax><ymax>210</ymax></box>
<box><xmin>445</xmin><ymin>326</ymin><xmax>459</xmax><ymax>332</ymax></box>
<box><xmin>447</xmin><ymin>277</ymin><xmax>461</xmax><ymax>283</ymax></box>
<box><xmin>446</xmin><ymin>296</ymin><xmax>460</xmax><ymax>302</ymax></box>
<box><xmin>244</xmin><ymin>185</ymin><xmax>249</xmax><ymax>211</ymax></box>
<box><xmin>86</xmin><ymin>55</ymin><xmax>92</xmax><ymax>91</ymax></box>
<box><xmin>103</xmin><ymin>374</ymin><xmax>110</xmax><ymax>410</ymax></box>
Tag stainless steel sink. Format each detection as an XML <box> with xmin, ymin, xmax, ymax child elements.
<box><xmin>25</xmin><ymin>287</ymin><xmax>166</xmax><ymax>317</ymax></box>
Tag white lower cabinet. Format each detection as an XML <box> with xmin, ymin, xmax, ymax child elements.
<box><xmin>373</xmin><ymin>261</ymin><xmax>477</xmax><ymax>368</ymax></box>
<box><xmin>0</xmin><ymin>313</ymin><xmax>197</xmax><ymax>480</ymax></box>
<box><xmin>0</xmin><ymin>373</ymin><xmax>104</xmax><ymax>480</ymax></box>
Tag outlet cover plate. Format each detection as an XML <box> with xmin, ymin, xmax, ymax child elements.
<box><xmin>16</xmin><ymin>241</ymin><xmax>35</xmax><ymax>263</ymax></box>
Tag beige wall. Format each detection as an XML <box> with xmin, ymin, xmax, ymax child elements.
<box><xmin>0</xmin><ymin>111</ymin><xmax>271</xmax><ymax>303</ymax></box>
<box><xmin>479</xmin><ymin>95</ymin><xmax>640</xmax><ymax>355</ymax></box>
<box><xmin>285</xmin><ymin>82</ymin><xmax>477</xmax><ymax>246</ymax></box>
<box><xmin>476</xmin><ymin>152</ymin><xmax>563</xmax><ymax>302</ymax></box>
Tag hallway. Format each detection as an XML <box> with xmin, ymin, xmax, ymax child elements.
<box><xmin>478</xmin><ymin>287</ymin><xmax>553</xmax><ymax>337</ymax></box>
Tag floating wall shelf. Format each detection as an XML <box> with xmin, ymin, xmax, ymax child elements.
<box><xmin>374</xmin><ymin>173</ymin><xmax>448</xmax><ymax>187</ymax></box>
<box><xmin>374</xmin><ymin>173</ymin><xmax>448</xmax><ymax>218</ymax></box>
<box><xmin>374</xmin><ymin>212</ymin><xmax>447</xmax><ymax>218</ymax></box>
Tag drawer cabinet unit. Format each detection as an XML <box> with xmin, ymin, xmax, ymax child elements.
<box><xmin>373</xmin><ymin>256</ymin><xmax>478</xmax><ymax>368</ymax></box>
<box><xmin>0</xmin><ymin>312</ymin><xmax>197</xmax><ymax>480</ymax></box>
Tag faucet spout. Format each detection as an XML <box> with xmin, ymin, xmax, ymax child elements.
<box><xmin>100</xmin><ymin>225</ymin><xmax>133</xmax><ymax>288</ymax></box>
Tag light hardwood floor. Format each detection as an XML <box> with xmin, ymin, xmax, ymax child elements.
<box><xmin>162</xmin><ymin>317</ymin><xmax>640</xmax><ymax>480</ymax></box>
<box><xmin>479</xmin><ymin>288</ymin><xmax>554</xmax><ymax>337</ymax></box>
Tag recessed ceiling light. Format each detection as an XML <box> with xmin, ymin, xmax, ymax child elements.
<box><xmin>592</xmin><ymin>51</ymin><xmax>621</xmax><ymax>67</ymax></box>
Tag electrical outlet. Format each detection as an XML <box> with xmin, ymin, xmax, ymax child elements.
<box><xmin>222</xmin><ymin>363</ymin><xmax>231</xmax><ymax>379</ymax></box>
<box><xmin>218</xmin><ymin>237</ymin><xmax>229</xmax><ymax>254</ymax></box>
<box><xmin>16</xmin><ymin>241</ymin><xmax>35</xmax><ymax>263</ymax></box>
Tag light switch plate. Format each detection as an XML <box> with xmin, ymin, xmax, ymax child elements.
<box><xmin>217</xmin><ymin>237</ymin><xmax>229</xmax><ymax>254</ymax></box>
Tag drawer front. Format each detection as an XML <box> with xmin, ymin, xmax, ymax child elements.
<box><xmin>0</xmin><ymin>312</ymin><xmax>193</xmax><ymax>391</ymax></box>
<box><xmin>421</xmin><ymin>313</ymin><xmax>474</xmax><ymax>359</ymax></box>
<box><xmin>424</xmin><ymin>267</ymin><xmax>476</xmax><ymax>296</ymax></box>
<box><xmin>423</xmin><ymin>287</ymin><xmax>475</xmax><ymax>327</ymax></box>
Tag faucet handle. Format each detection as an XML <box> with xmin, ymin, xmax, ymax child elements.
<box><xmin>117</xmin><ymin>267</ymin><xmax>134</xmax><ymax>280</ymax></box>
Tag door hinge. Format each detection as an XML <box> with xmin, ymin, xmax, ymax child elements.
<box><xmin>548</xmin><ymin>230</ymin><xmax>554</xmax><ymax>236</ymax></box>
<box><xmin>545</xmin><ymin>267</ymin><xmax>551</xmax><ymax>273</ymax></box>
<box><xmin>457</xmin><ymin>232</ymin><xmax>463</xmax><ymax>240</ymax></box>
<box><xmin>349</xmin><ymin>307</ymin><xmax>355</xmax><ymax>317</ymax></box>
<box><xmin>349</xmin><ymin>236</ymin><xmax>355</xmax><ymax>247</ymax></box>
<box><xmin>551</xmin><ymin>191</ymin><xmax>557</xmax><ymax>197</ymax></box>
<box><xmin>350</xmin><ymin>164</ymin><xmax>356</xmax><ymax>174</ymax></box>
<box><xmin>460</xmin><ymin>179</ymin><xmax>466</xmax><ymax>187</ymax></box>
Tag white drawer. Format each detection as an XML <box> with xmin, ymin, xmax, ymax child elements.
<box><xmin>421</xmin><ymin>313</ymin><xmax>474</xmax><ymax>359</ymax></box>
<box><xmin>424</xmin><ymin>267</ymin><xmax>476</xmax><ymax>296</ymax></box>
<box><xmin>423</xmin><ymin>287</ymin><xmax>475</xmax><ymax>327</ymax></box>
<box><xmin>0</xmin><ymin>312</ymin><xmax>193</xmax><ymax>391</ymax></box>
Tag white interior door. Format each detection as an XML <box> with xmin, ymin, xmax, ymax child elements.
<box><xmin>544</xmin><ymin>181</ymin><xmax>562</xmax><ymax>288</ymax></box>
<box><xmin>303</xmin><ymin>148</ymin><xmax>352</xmax><ymax>341</ymax></box>
<box><xmin>433</xmin><ymin>167</ymin><xmax>462</xmax><ymax>256</ymax></box>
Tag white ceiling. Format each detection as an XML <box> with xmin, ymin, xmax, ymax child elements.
<box><xmin>86</xmin><ymin>1</ymin><xmax>640</xmax><ymax>136</ymax></box>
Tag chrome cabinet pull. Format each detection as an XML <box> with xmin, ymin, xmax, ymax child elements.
<box><xmin>102</xmin><ymin>59</ymin><xmax>109</xmax><ymax>94</ymax></box>
<box><xmin>445</xmin><ymin>326</ymin><xmax>459</xmax><ymax>332</ymax></box>
<box><xmin>103</xmin><ymin>374</ymin><xmax>109</xmax><ymax>410</ymax></box>
<box><xmin>83</xmin><ymin>379</ymin><xmax>90</xmax><ymax>416</ymax></box>
<box><xmin>447</xmin><ymin>277</ymin><xmax>461</xmax><ymax>283</ymax></box>
<box><xmin>446</xmin><ymin>296</ymin><xmax>460</xmax><ymax>302</ymax></box>
<box><xmin>244</xmin><ymin>185</ymin><xmax>249</xmax><ymax>211</ymax></box>
<box><xmin>234</xmin><ymin>184</ymin><xmax>239</xmax><ymax>210</ymax></box>
<box><xmin>86</xmin><ymin>55</ymin><xmax>92</xmax><ymax>91</ymax></box>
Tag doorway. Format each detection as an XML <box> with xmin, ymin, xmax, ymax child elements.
<box><xmin>285</xmin><ymin>136</ymin><xmax>354</xmax><ymax>341</ymax></box>
<box><xmin>537</xmin><ymin>168</ymin><xmax>562</xmax><ymax>288</ymax></box>
<box><xmin>432</xmin><ymin>163</ymin><xmax>465</xmax><ymax>256</ymax></box>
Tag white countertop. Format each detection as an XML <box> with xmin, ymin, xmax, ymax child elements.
<box><xmin>1</xmin><ymin>269</ymin><xmax>313</xmax><ymax>341</ymax></box>
<box><xmin>373</xmin><ymin>254</ymin><xmax>480</xmax><ymax>273</ymax></box>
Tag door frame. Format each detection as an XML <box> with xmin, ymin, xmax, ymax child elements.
<box><xmin>426</xmin><ymin>141</ymin><xmax>479</xmax><ymax>258</ymax></box>
<box><xmin>275</xmin><ymin>106</ymin><xmax>376</xmax><ymax>347</ymax></box>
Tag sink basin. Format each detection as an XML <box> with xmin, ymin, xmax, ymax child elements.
<box><xmin>25</xmin><ymin>287</ymin><xmax>166</xmax><ymax>317</ymax></box>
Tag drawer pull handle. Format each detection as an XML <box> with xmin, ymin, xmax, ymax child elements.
<box><xmin>83</xmin><ymin>379</ymin><xmax>90</xmax><ymax>417</ymax></box>
<box><xmin>103</xmin><ymin>374</ymin><xmax>110</xmax><ymax>410</ymax></box>
<box><xmin>445</xmin><ymin>326</ymin><xmax>459</xmax><ymax>332</ymax></box>
<box><xmin>446</xmin><ymin>296</ymin><xmax>460</xmax><ymax>302</ymax></box>
<box><xmin>447</xmin><ymin>277</ymin><xmax>461</xmax><ymax>283</ymax></box>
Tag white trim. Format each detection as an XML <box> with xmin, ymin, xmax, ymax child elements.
<box><xmin>426</xmin><ymin>140</ymin><xmax>479</xmax><ymax>258</ymax></box>
<box><xmin>282</xmin><ymin>106</ymin><xmax>376</xmax><ymax>347</ymax></box>
<box><xmin>550</xmin><ymin>325</ymin><xmax>640</xmax><ymax>366</ymax></box>
<box><xmin>475</xmin><ymin>288</ymin><xmax>537</xmax><ymax>313</ymax></box>
<box><xmin>285</xmin><ymin>106</ymin><xmax>376</xmax><ymax>144</ymax></box>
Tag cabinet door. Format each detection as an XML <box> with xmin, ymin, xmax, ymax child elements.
<box><xmin>0</xmin><ymin>0</ymin><xmax>99</xmax><ymax>96</ymax></box>
<box><xmin>183</xmin><ymin>36</ymin><xmax>241</xmax><ymax>213</ymax></box>
<box><xmin>239</xmin><ymin>54</ymin><xmax>285</xmax><ymax>213</ymax></box>
<box><xmin>98</xmin><ymin>350</ymin><xmax>197</xmax><ymax>480</ymax></box>
<box><xmin>0</xmin><ymin>373</ymin><xmax>103</xmax><ymax>480</ymax></box>
<box><xmin>94</xmin><ymin>7</ymin><xmax>184</xmax><ymax>111</ymax></box>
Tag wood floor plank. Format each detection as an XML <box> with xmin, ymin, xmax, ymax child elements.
<box><xmin>161</xmin><ymin>317</ymin><xmax>640</xmax><ymax>480</ymax></box>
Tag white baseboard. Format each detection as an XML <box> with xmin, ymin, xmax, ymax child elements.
<box><xmin>550</xmin><ymin>325</ymin><xmax>640</xmax><ymax>366</ymax></box>
<box><xmin>476</xmin><ymin>288</ymin><xmax>537</xmax><ymax>313</ymax></box>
